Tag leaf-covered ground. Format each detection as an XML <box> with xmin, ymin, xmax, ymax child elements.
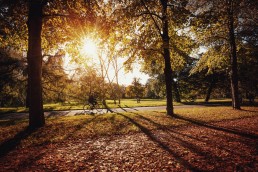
<box><xmin>0</xmin><ymin>107</ymin><xmax>257</xmax><ymax>171</ymax></box>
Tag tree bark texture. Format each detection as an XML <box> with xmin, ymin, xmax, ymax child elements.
<box><xmin>160</xmin><ymin>0</ymin><xmax>174</xmax><ymax>115</ymax></box>
<box><xmin>227</xmin><ymin>0</ymin><xmax>241</xmax><ymax>109</ymax></box>
<box><xmin>27</xmin><ymin>0</ymin><xmax>45</xmax><ymax>128</ymax></box>
<box><xmin>25</xmin><ymin>83</ymin><xmax>30</xmax><ymax>108</ymax></box>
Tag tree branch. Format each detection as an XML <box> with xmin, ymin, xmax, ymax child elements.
<box><xmin>140</xmin><ymin>0</ymin><xmax>163</xmax><ymax>38</ymax></box>
<box><xmin>135</xmin><ymin>11</ymin><xmax>162</xmax><ymax>20</ymax></box>
<box><xmin>43</xmin><ymin>13</ymin><xmax>69</xmax><ymax>19</ymax></box>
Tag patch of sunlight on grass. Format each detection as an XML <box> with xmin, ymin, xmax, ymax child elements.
<box><xmin>174</xmin><ymin>106</ymin><xmax>258</xmax><ymax>121</ymax></box>
<box><xmin>0</xmin><ymin>107</ymin><xmax>27</xmax><ymax>114</ymax></box>
<box><xmin>106</xmin><ymin>99</ymin><xmax>182</xmax><ymax>108</ymax></box>
<box><xmin>43</xmin><ymin>102</ymin><xmax>83</xmax><ymax>111</ymax></box>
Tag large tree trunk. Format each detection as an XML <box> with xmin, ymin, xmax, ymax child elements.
<box><xmin>27</xmin><ymin>0</ymin><xmax>45</xmax><ymax>128</ymax></box>
<box><xmin>161</xmin><ymin>0</ymin><xmax>174</xmax><ymax>115</ymax></box>
<box><xmin>227</xmin><ymin>0</ymin><xmax>240</xmax><ymax>109</ymax></box>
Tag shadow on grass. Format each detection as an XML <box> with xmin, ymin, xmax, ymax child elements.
<box><xmin>46</xmin><ymin>111</ymin><xmax>70</xmax><ymax>118</ymax></box>
<box><xmin>118</xmin><ymin>105</ymin><xmax>127</xmax><ymax>112</ymax></box>
<box><xmin>118</xmin><ymin>105</ymin><xmax>140</xmax><ymax>112</ymax></box>
<box><xmin>0</xmin><ymin>127</ymin><xmax>37</xmax><ymax>158</ymax></box>
<box><xmin>0</xmin><ymin>119</ymin><xmax>16</xmax><ymax>126</ymax></box>
<box><xmin>174</xmin><ymin>114</ymin><xmax>258</xmax><ymax>139</ymax></box>
<box><xmin>240</xmin><ymin>109</ymin><xmax>258</xmax><ymax>113</ymax></box>
<box><xmin>181</xmin><ymin>101</ymin><xmax>232</xmax><ymax>106</ymax></box>
<box><xmin>181</xmin><ymin>101</ymin><xmax>258</xmax><ymax>108</ymax></box>
<box><xmin>125</xmin><ymin>105</ymin><xmax>139</xmax><ymax>111</ymax></box>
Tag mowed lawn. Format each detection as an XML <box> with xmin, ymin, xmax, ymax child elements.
<box><xmin>0</xmin><ymin>98</ymin><xmax>233</xmax><ymax>114</ymax></box>
<box><xmin>0</xmin><ymin>99</ymin><xmax>169</xmax><ymax>114</ymax></box>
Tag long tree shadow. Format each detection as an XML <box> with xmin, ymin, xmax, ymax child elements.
<box><xmin>118</xmin><ymin>105</ymin><xmax>127</xmax><ymax>112</ymax></box>
<box><xmin>125</xmin><ymin>105</ymin><xmax>139</xmax><ymax>111</ymax></box>
<box><xmin>46</xmin><ymin>111</ymin><xmax>70</xmax><ymax>118</ymax></box>
<box><xmin>117</xmin><ymin>112</ymin><xmax>202</xmax><ymax>171</ymax></box>
<box><xmin>132</xmin><ymin>113</ymin><xmax>250</xmax><ymax>157</ymax></box>
<box><xmin>174</xmin><ymin>114</ymin><xmax>258</xmax><ymax>139</ymax></box>
<box><xmin>0</xmin><ymin>127</ymin><xmax>37</xmax><ymax>158</ymax></box>
<box><xmin>240</xmin><ymin>109</ymin><xmax>258</xmax><ymax>113</ymax></box>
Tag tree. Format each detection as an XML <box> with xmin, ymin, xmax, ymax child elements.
<box><xmin>145</xmin><ymin>77</ymin><xmax>166</xmax><ymax>99</ymax></box>
<box><xmin>112</xmin><ymin>0</ymin><xmax>194</xmax><ymax>115</ymax></box>
<box><xmin>125</xmin><ymin>78</ymin><xmax>144</xmax><ymax>99</ymax></box>
<box><xmin>26</xmin><ymin>0</ymin><xmax>46</xmax><ymax>128</ymax></box>
<box><xmin>0</xmin><ymin>48</ymin><xmax>26</xmax><ymax>106</ymax></box>
<box><xmin>187</xmin><ymin>0</ymin><xmax>257</xmax><ymax>109</ymax></box>
<box><xmin>160</xmin><ymin>0</ymin><xmax>174</xmax><ymax>114</ymax></box>
<box><xmin>226</xmin><ymin>0</ymin><xmax>240</xmax><ymax>109</ymax></box>
<box><xmin>78</xmin><ymin>68</ymin><xmax>105</xmax><ymax>101</ymax></box>
<box><xmin>42</xmin><ymin>52</ymin><xmax>70</xmax><ymax>103</ymax></box>
<box><xmin>131</xmin><ymin>78</ymin><xmax>145</xmax><ymax>99</ymax></box>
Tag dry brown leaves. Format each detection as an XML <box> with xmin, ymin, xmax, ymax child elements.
<box><xmin>0</xmin><ymin>116</ymin><xmax>257</xmax><ymax>171</ymax></box>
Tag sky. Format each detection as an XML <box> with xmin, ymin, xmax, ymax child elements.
<box><xmin>62</xmin><ymin>37</ymin><xmax>150</xmax><ymax>86</ymax></box>
<box><xmin>117</xmin><ymin>64</ymin><xmax>150</xmax><ymax>86</ymax></box>
<box><xmin>63</xmin><ymin>53</ymin><xmax>150</xmax><ymax>86</ymax></box>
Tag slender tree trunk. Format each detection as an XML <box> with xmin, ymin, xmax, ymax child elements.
<box><xmin>205</xmin><ymin>78</ymin><xmax>215</xmax><ymax>102</ymax></box>
<box><xmin>27</xmin><ymin>0</ymin><xmax>45</xmax><ymax>128</ymax></box>
<box><xmin>161</xmin><ymin>0</ymin><xmax>174</xmax><ymax>115</ymax></box>
<box><xmin>116</xmin><ymin>77</ymin><xmax>121</xmax><ymax>105</ymax></box>
<box><xmin>227</xmin><ymin>0</ymin><xmax>240</xmax><ymax>109</ymax></box>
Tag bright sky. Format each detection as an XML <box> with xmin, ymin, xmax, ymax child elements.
<box><xmin>61</xmin><ymin>36</ymin><xmax>151</xmax><ymax>86</ymax></box>
<box><xmin>117</xmin><ymin>63</ymin><xmax>149</xmax><ymax>86</ymax></box>
<box><xmin>63</xmin><ymin>53</ymin><xmax>149</xmax><ymax>86</ymax></box>
<box><xmin>63</xmin><ymin>37</ymin><xmax>150</xmax><ymax>86</ymax></box>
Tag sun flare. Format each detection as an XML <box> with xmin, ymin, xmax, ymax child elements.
<box><xmin>80</xmin><ymin>38</ymin><xmax>98</xmax><ymax>57</ymax></box>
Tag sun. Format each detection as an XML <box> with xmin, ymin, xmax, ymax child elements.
<box><xmin>80</xmin><ymin>38</ymin><xmax>98</xmax><ymax>57</ymax></box>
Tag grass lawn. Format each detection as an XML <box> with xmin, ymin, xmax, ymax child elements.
<box><xmin>106</xmin><ymin>98</ymin><xmax>174</xmax><ymax>108</ymax></box>
<box><xmin>0</xmin><ymin>106</ymin><xmax>257</xmax><ymax>148</ymax></box>
<box><xmin>0</xmin><ymin>99</ymin><xmax>172</xmax><ymax>114</ymax></box>
<box><xmin>0</xmin><ymin>98</ymin><xmax>236</xmax><ymax>114</ymax></box>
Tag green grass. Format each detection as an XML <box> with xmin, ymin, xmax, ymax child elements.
<box><xmin>0</xmin><ymin>98</ymin><xmax>237</xmax><ymax>114</ymax></box>
<box><xmin>0</xmin><ymin>99</ymin><xmax>172</xmax><ymax>114</ymax></box>
<box><xmin>106</xmin><ymin>99</ymin><xmax>180</xmax><ymax>108</ymax></box>
<box><xmin>0</xmin><ymin>107</ymin><xmax>28</xmax><ymax>114</ymax></box>
<box><xmin>0</xmin><ymin>106</ymin><xmax>257</xmax><ymax>148</ymax></box>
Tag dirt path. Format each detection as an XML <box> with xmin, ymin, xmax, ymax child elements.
<box><xmin>0</xmin><ymin>116</ymin><xmax>257</xmax><ymax>171</ymax></box>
